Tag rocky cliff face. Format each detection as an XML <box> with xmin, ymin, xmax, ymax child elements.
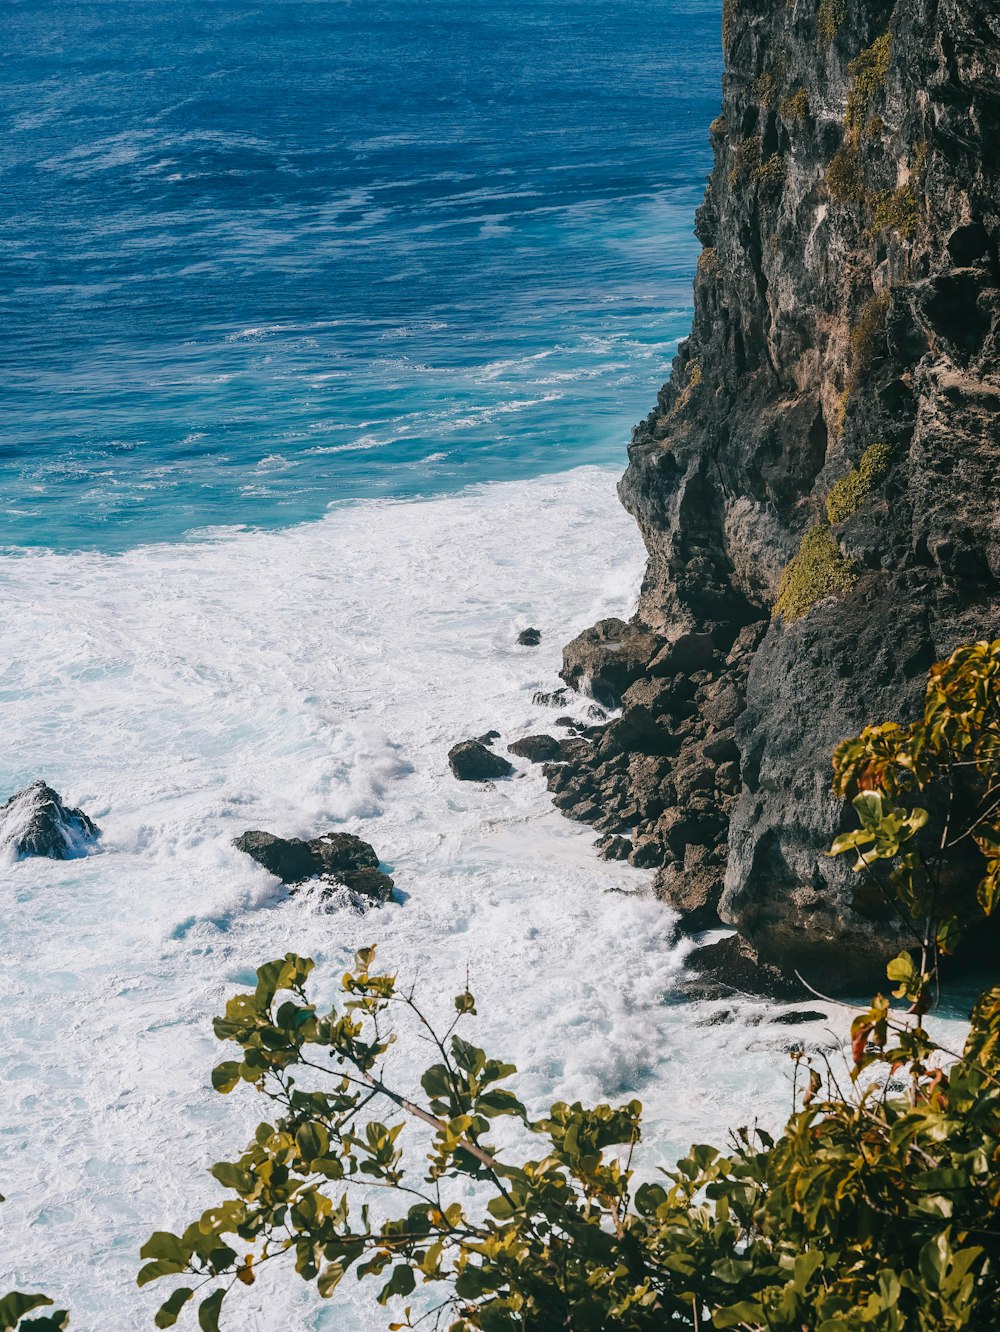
<box><xmin>554</xmin><ymin>0</ymin><xmax>1000</xmax><ymax>991</ymax></box>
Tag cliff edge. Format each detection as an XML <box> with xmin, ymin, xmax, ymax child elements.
<box><xmin>554</xmin><ymin>0</ymin><xmax>1000</xmax><ymax>990</ymax></box>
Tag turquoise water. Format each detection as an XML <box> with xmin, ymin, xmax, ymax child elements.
<box><xmin>1</xmin><ymin>0</ymin><xmax>722</xmax><ymax>551</ymax></box>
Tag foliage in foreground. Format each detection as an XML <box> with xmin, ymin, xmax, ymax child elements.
<box><xmin>136</xmin><ymin>640</ymin><xmax>1000</xmax><ymax>1330</ymax></box>
<box><xmin>4</xmin><ymin>641</ymin><xmax>999</xmax><ymax>1329</ymax></box>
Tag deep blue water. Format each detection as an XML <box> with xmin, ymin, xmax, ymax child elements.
<box><xmin>1</xmin><ymin>0</ymin><xmax>722</xmax><ymax>551</ymax></box>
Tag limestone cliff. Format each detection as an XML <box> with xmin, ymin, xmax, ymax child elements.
<box><xmin>554</xmin><ymin>0</ymin><xmax>1000</xmax><ymax>991</ymax></box>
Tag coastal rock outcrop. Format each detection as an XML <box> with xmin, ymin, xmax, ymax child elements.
<box><xmin>234</xmin><ymin>829</ymin><xmax>394</xmax><ymax>904</ymax></box>
<box><xmin>0</xmin><ymin>780</ymin><xmax>101</xmax><ymax>860</ymax></box>
<box><xmin>516</xmin><ymin>627</ymin><xmax>542</xmax><ymax>646</ymax></box>
<box><xmin>448</xmin><ymin>740</ymin><xmax>514</xmax><ymax>781</ymax></box>
<box><xmin>552</xmin><ymin>0</ymin><xmax>1000</xmax><ymax>990</ymax></box>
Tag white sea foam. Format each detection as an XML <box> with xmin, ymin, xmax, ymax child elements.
<box><xmin>0</xmin><ymin>467</ymin><xmax>935</xmax><ymax>1331</ymax></box>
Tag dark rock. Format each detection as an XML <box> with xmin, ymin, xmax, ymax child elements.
<box><xmin>328</xmin><ymin>866</ymin><xmax>395</xmax><ymax>905</ymax></box>
<box><xmin>685</xmin><ymin>935</ymin><xmax>802</xmax><ymax>1000</ymax></box>
<box><xmin>0</xmin><ymin>780</ymin><xmax>100</xmax><ymax>860</ymax></box>
<box><xmin>310</xmin><ymin>832</ymin><xmax>381</xmax><ymax>877</ymax></box>
<box><xmin>595</xmin><ymin>833</ymin><xmax>632</xmax><ymax>861</ymax></box>
<box><xmin>476</xmin><ymin>730</ymin><xmax>501</xmax><ymax>747</ymax></box>
<box><xmin>508</xmin><ymin>734</ymin><xmax>562</xmax><ymax>763</ymax></box>
<box><xmin>770</xmin><ymin>1010</ymin><xmax>828</xmax><ymax>1026</ymax></box>
<box><xmin>533</xmin><ymin>687</ymin><xmax>570</xmax><ymax>708</ymax></box>
<box><xmin>561</xmin><ymin>618</ymin><xmax>662</xmax><ymax>707</ymax></box>
<box><xmin>649</xmin><ymin>633</ymin><xmax>717</xmax><ymax>678</ymax></box>
<box><xmin>549</xmin><ymin>0</ymin><xmax>1000</xmax><ymax>992</ymax></box>
<box><xmin>448</xmin><ymin>740</ymin><xmax>514</xmax><ymax>781</ymax></box>
<box><xmin>554</xmin><ymin>716</ymin><xmax>578</xmax><ymax>729</ymax></box>
<box><xmin>234</xmin><ymin>828</ymin><xmax>395</xmax><ymax>904</ymax></box>
<box><xmin>516</xmin><ymin>627</ymin><xmax>542</xmax><ymax>646</ymax></box>
<box><xmin>655</xmin><ymin>861</ymin><xmax>724</xmax><ymax>932</ymax></box>
<box><xmin>233</xmin><ymin>830</ymin><xmax>316</xmax><ymax>884</ymax></box>
<box><xmin>703</xmin><ymin>729</ymin><xmax>739</xmax><ymax>764</ymax></box>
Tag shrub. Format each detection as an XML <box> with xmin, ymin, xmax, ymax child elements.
<box><xmin>754</xmin><ymin>153</ymin><xmax>786</xmax><ymax>193</ymax></box>
<box><xmin>138</xmin><ymin>645</ymin><xmax>1000</xmax><ymax>1332</ymax></box>
<box><xmin>826</xmin><ymin>144</ymin><xmax>865</xmax><ymax>203</ymax></box>
<box><xmin>773</xmin><ymin>523</ymin><xmax>857</xmax><ymax>621</ymax></box>
<box><xmin>871</xmin><ymin>183</ymin><xmax>921</xmax><ymax>238</ymax></box>
<box><xmin>817</xmin><ymin>0</ymin><xmax>847</xmax><ymax>43</ymax></box>
<box><xmin>779</xmin><ymin>87</ymin><xmax>809</xmax><ymax>121</ymax></box>
<box><xmin>825</xmin><ymin>440</ymin><xmax>893</xmax><ymax>523</ymax></box>
<box><xmin>846</xmin><ymin>32</ymin><xmax>892</xmax><ymax>131</ymax></box>
<box><xmin>728</xmin><ymin>136</ymin><xmax>760</xmax><ymax>186</ymax></box>
<box><xmin>849</xmin><ymin>290</ymin><xmax>891</xmax><ymax>384</ymax></box>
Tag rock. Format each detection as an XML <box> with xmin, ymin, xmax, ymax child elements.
<box><xmin>549</xmin><ymin>0</ymin><xmax>1000</xmax><ymax>991</ymax></box>
<box><xmin>560</xmin><ymin>618</ymin><xmax>662</xmax><ymax>707</ymax></box>
<box><xmin>328</xmin><ymin>866</ymin><xmax>395</xmax><ymax>905</ymax></box>
<box><xmin>476</xmin><ymin>730</ymin><xmax>501</xmax><ymax>747</ymax></box>
<box><xmin>507</xmin><ymin>734</ymin><xmax>562</xmax><ymax>763</ymax></box>
<box><xmin>533</xmin><ymin>687</ymin><xmax>570</xmax><ymax>708</ymax></box>
<box><xmin>233</xmin><ymin>830</ymin><xmax>316</xmax><ymax>884</ymax></box>
<box><xmin>310</xmin><ymin>832</ymin><xmax>381</xmax><ymax>877</ymax></box>
<box><xmin>649</xmin><ymin>633</ymin><xmax>717</xmax><ymax>678</ymax></box>
<box><xmin>595</xmin><ymin>833</ymin><xmax>632</xmax><ymax>861</ymax></box>
<box><xmin>234</xmin><ymin>829</ymin><xmax>394</xmax><ymax>904</ymax></box>
<box><xmin>685</xmin><ymin>935</ymin><xmax>802</xmax><ymax>1000</ymax></box>
<box><xmin>770</xmin><ymin>1010</ymin><xmax>828</xmax><ymax>1026</ymax></box>
<box><xmin>654</xmin><ymin>862</ymin><xmax>723</xmax><ymax>932</ymax></box>
<box><xmin>516</xmin><ymin>627</ymin><xmax>542</xmax><ymax>646</ymax></box>
<box><xmin>447</xmin><ymin>740</ymin><xmax>514</xmax><ymax>781</ymax></box>
<box><xmin>0</xmin><ymin>780</ymin><xmax>100</xmax><ymax>860</ymax></box>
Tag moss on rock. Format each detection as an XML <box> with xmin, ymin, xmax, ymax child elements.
<box><xmin>773</xmin><ymin>525</ymin><xmax>857</xmax><ymax>621</ymax></box>
<box><xmin>825</xmin><ymin>442</ymin><xmax>893</xmax><ymax>524</ymax></box>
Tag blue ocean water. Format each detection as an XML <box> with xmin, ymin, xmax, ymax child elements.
<box><xmin>1</xmin><ymin>0</ymin><xmax>722</xmax><ymax>551</ymax></box>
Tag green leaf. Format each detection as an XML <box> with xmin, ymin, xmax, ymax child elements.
<box><xmin>197</xmin><ymin>1290</ymin><xmax>225</xmax><ymax>1332</ymax></box>
<box><xmin>713</xmin><ymin>1300</ymin><xmax>766</xmax><ymax>1328</ymax></box>
<box><xmin>211</xmin><ymin>1062</ymin><xmax>242</xmax><ymax>1094</ymax></box>
<box><xmin>0</xmin><ymin>1294</ymin><xmax>54</xmax><ymax>1331</ymax></box>
<box><xmin>154</xmin><ymin>1289</ymin><xmax>194</xmax><ymax>1329</ymax></box>
<box><xmin>377</xmin><ymin>1264</ymin><xmax>416</xmax><ymax>1305</ymax></box>
<box><xmin>317</xmin><ymin>1263</ymin><xmax>346</xmax><ymax>1298</ymax></box>
<box><xmin>138</xmin><ymin>1260</ymin><xmax>186</xmax><ymax>1288</ymax></box>
<box><xmin>140</xmin><ymin>1233</ymin><xmax>189</xmax><ymax>1265</ymax></box>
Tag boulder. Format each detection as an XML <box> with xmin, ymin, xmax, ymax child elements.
<box><xmin>508</xmin><ymin>734</ymin><xmax>561</xmax><ymax>763</ymax></box>
<box><xmin>476</xmin><ymin>730</ymin><xmax>501</xmax><ymax>747</ymax></box>
<box><xmin>234</xmin><ymin>829</ymin><xmax>395</xmax><ymax>904</ymax></box>
<box><xmin>560</xmin><ymin>618</ymin><xmax>662</xmax><ymax>707</ymax></box>
<box><xmin>685</xmin><ymin>934</ymin><xmax>802</xmax><ymax>1000</ymax></box>
<box><xmin>516</xmin><ymin>627</ymin><xmax>542</xmax><ymax>646</ymax></box>
<box><xmin>233</xmin><ymin>830</ymin><xmax>316</xmax><ymax>884</ymax></box>
<box><xmin>654</xmin><ymin>862</ymin><xmax>723</xmax><ymax>932</ymax></box>
<box><xmin>448</xmin><ymin>740</ymin><xmax>514</xmax><ymax>781</ymax></box>
<box><xmin>0</xmin><ymin>780</ymin><xmax>100</xmax><ymax>860</ymax></box>
<box><xmin>595</xmin><ymin>833</ymin><xmax>632</xmax><ymax>861</ymax></box>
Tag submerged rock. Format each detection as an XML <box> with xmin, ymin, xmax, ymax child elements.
<box><xmin>234</xmin><ymin>829</ymin><xmax>394</xmax><ymax>905</ymax></box>
<box><xmin>0</xmin><ymin>780</ymin><xmax>100</xmax><ymax>860</ymax></box>
<box><xmin>516</xmin><ymin>627</ymin><xmax>542</xmax><ymax>646</ymax></box>
<box><xmin>448</xmin><ymin>740</ymin><xmax>514</xmax><ymax>781</ymax></box>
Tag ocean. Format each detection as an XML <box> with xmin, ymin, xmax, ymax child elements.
<box><xmin>2</xmin><ymin>3</ymin><xmax>954</xmax><ymax>1329</ymax></box>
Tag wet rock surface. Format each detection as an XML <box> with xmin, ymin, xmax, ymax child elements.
<box><xmin>516</xmin><ymin>627</ymin><xmax>542</xmax><ymax>646</ymax></box>
<box><xmin>234</xmin><ymin>829</ymin><xmax>394</xmax><ymax>904</ymax></box>
<box><xmin>448</xmin><ymin>739</ymin><xmax>514</xmax><ymax>781</ymax></box>
<box><xmin>0</xmin><ymin>780</ymin><xmax>101</xmax><ymax>860</ymax></box>
<box><xmin>507</xmin><ymin>734</ymin><xmax>562</xmax><ymax>764</ymax></box>
<box><xmin>548</xmin><ymin>0</ymin><xmax>1000</xmax><ymax>992</ymax></box>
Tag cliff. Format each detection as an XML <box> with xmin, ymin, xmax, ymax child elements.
<box><xmin>553</xmin><ymin>0</ymin><xmax>1000</xmax><ymax>991</ymax></box>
